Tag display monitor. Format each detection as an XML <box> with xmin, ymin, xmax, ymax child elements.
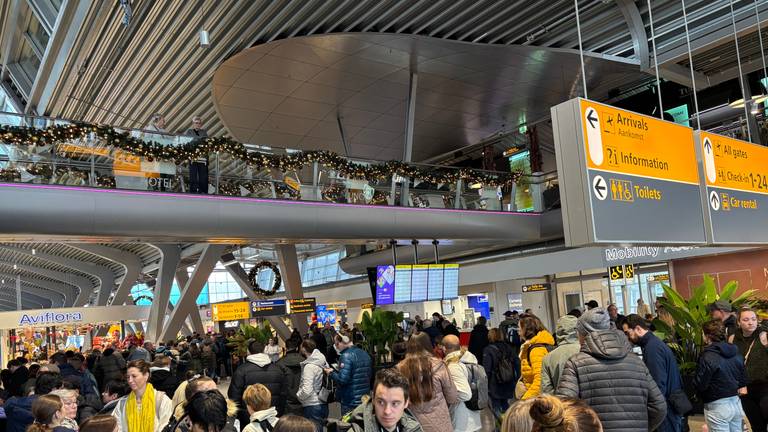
<box><xmin>410</xmin><ymin>265</ymin><xmax>429</xmax><ymax>302</ymax></box>
<box><xmin>443</xmin><ymin>264</ymin><xmax>459</xmax><ymax>299</ymax></box>
<box><xmin>374</xmin><ymin>265</ymin><xmax>395</xmax><ymax>305</ymax></box>
<box><xmin>394</xmin><ymin>265</ymin><xmax>413</xmax><ymax>303</ymax></box>
<box><xmin>427</xmin><ymin>264</ymin><xmax>445</xmax><ymax>300</ymax></box>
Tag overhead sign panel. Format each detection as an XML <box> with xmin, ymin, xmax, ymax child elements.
<box><xmin>212</xmin><ymin>301</ymin><xmax>250</xmax><ymax>322</ymax></box>
<box><xmin>288</xmin><ymin>298</ymin><xmax>317</xmax><ymax>314</ymax></box>
<box><xmin>551</xmin><ymin>98</ymin><xmax>707</xmax><ymax>246</ymax></box>
<box><xmin>697</xmin><ymin>131</ymin><xmax>768</xmax><ymax>244</ymax></box>
<box><xmin>250</xmin><ymin>300</ymin><xmax>287</xmax><ymax>317</ymax></box>
<box><xmin>521</xmin><ymin>283</ymin><xmax>551</xmax><ymax>293</ymax></box>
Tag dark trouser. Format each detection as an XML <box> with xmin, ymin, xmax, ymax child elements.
<box><xmin>741</xmin><ymin>384</ymin><xmax>768</xmax><ymax>432</ymax></box>
<box><xmin>303</xmin><ymin>404</ymin><xmax>328</xmax><ymax>432</ymax></box>
<box><xmin>190</xmin><ymin>162</ymin><xmax>208</xmax><ymax>194</ymax></box>
<box><xmin>340</xmin><ymin>403</ymin><xmax>357</xmax><ymax>417</ymax></box>
<box><xmin>491</xmin><ymin>397</ymin><xmax>510</xmax><ymax>418</ymax></box>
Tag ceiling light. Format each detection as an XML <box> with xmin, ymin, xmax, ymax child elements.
<box><xmin>2</xmin><ymin>279</ymin><xmax>5</xmax><ymax>284</ymax></box>
<box><xmin>31</xmin><ymin>249</ymin><xmax>35</xmax><ymax>255</ymax></box>
<box><xmin>469</xmin><ymin>183</ymin><xmax>483</xmax><ymax>189</ymax></box>
<box><xmin>199</xmin><ymin>30</ymin><xmax>210</xmax><ymax>48</ymax></box>
<box><xmin>729</xmin><ymin>94</ymin><xmax>768</xmax><ymax>109</ymax></box>
<box><xmin>13</xmin><ymin>264</ymin><xmax>17</xmax><ymax>270</ymax></box>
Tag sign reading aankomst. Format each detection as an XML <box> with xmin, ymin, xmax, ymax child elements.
<box><xmin>697</xmin><ymin>131</ymin><xmax>768</xmax><ymax>243</ymax></box>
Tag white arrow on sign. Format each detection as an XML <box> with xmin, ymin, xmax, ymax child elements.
<box><xmin>585</xmin><ymin>107</ymin><xmax>603</xmax><ymax>166</ymax></box>
<box><xmin>703</xmin><ymin>137</ymin><xmax>717</xmax><ymax>184</ymax></box>
<box><xmin>709</xmin><ymin>190</ymin><xmax>720</xmax><ymax>211</ymax></box>
<box><xmin>592</xmin><ymin>175</ymin><xmax>607</xmax><ymax>200</ymax></box>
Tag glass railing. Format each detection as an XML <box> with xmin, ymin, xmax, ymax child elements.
<box><xmin>0</xmin><ymin>112</ymin><xmax>559</xmax><ymax>213</ymax></box>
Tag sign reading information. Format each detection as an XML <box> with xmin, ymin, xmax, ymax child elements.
<box><xmin>551</xmin><ymin>98</ymin><xmax>707</xmax><ymax>246</ymax></box>
<box><xmin>697</xmin><ymin>131</ymin><xmax>768</xmax><ymax>244</ymax></box>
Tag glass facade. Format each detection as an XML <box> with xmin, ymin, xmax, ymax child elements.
<box><xmin>300</xmin><ymin>249</ymin><xmax>353</xmax><ymax>287</ymax></box>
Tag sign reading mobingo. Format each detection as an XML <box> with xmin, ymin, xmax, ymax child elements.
<box><xmin>19</xmin><ymin>311</ymin><xmax>83</xmax><ymax>326</ymax></box>
<box><xmin>551</xmin><ymin>98</ymin><xmax>707</xmax><ymax>246</ymax></box>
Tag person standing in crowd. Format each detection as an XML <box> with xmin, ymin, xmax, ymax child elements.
<box><xmin>297</xmin><ymin>340</ymin><xmax>329</xmax><ymax>431</ymax></box>
<box><xmin>228</xmin><ymin>340</ymin><xmax>286</xmax><ymax>427</ymax></box>
<box><xmin>48</xmin><ymin>388</ymin><xmax>80</xmax><ymax>429</ymax></box>
<box><xmin>6</xmin><ymin>372</ymin><xmax>63</xmax><ymax>432</ymax></box>
<box><xmin>441</xmin><ymin>319</ymin><xmax>460</xmax><ymax>338</ymax></box>
<box><xmin>500</xmin><ymin>399</ymin><xmax>536</xmax><ymax>432</ymax></box>
<box><xmin>94</xmin><ymin>348</ymin><xmax>126</xmax><ymax>392</ymax></box>
<box><xmin>27</xmin><ymin>394</ymin><xmax>74</xmax><ymax>432</ymax></box>
<box><xmin>264</xmin><ymin>337</ymin><xmax>282</xmax><ymax>364</ymax></box>
<box><xmin>272</xmin><ymin>415</ymin><xmax>316</xmax><ymax>432</ymax></box>
<box><xmin>421</xmin><ymin>319</ymin><xmax>441</xmax><ymax>347</ymax></box>
<box><xmin>61</xmin><ymin>353</ymin><xmax>98</xmax><ymax>397</ymax></box>
<box><xmin>442</xmin><ymin>334</ymin><xmax>483</xmax><ymax>432</ymax></box>
<box><xmin>322</xmin><ymin>322</ymin><xmax>336</xmax><ymax>351</ymax></box>
<box><xmin>708</xmin><ymin>300</ymin><xmax>738</xmax><ymax>341</ymax></box>
<box><xmin>79</xmin><ymin>415</ymin><xmax>118</xmax><ymax>432</ymax></box>
<box><xmin>148</xmin><ymin>355</ymin><xmax>179</xmax><ymax>399</ymax></box>
<box><xmin>112</xmin><ymin>360</ymin><xmax>173</xmax><ymax>432</ymax></box>
<box><xmin>334</xmin><ymin>368</ymin><xmax>423</xmax><ymax>432</ymax></box>
<box><xmin>540</xmin><ymin>315</ymin><xmax>581</xmax><ymax>394</ymax></box>
<box><xmin>396</xmin><ymin>332</ymin><xmax>457</xmax><ymax>432</ymax></box>
<box><xmin>556</xmin><ymin>307</ymin><xmax>666</xmax><ymax>432</ymax></box>
<box><xmin>127</xmin><ymin>343</ymin><xmax>151</xmax><ymax>363</ymax></box>
<box><xmin>637</xmin><ymin>299</ymin><xmax>651</xmax><ymax>317</ymax></box>
<box><xmin>188</xmin><ymin>343</ymin><xmax>203</xmax><ymax>375</ymax></box>
<box><xmin>728</xmin><ymin>308</ymin><xmax>768</xmax><ymax>432</ymax></box>
<box><xmin>7</xmin><ymin>358</ymin><xmax>28</xmax><ymax>397</ymax></box>
<box><xmin>483</xmin><ymin>327</ymin><xmax>518</xmax><ymax>417</ymax></box>
<box><xmin>607</xmin><ymin>304</ymin><xmax>625</xmax><ymax>326</ymax></box>
<box><xmin>623</xmin><ymin>314</ymin><xmax>685</xmax><ymax>432</ymax></box>
<box><xmin>527</xmin><ymin>395</ymin><xmax>603</xmax><ymax>432</ymax></box>
<box><xmin>99</xmin><ymin>381</ymin><xmax>130</xmax><ymax>415</ymax></box>
<box><xmin>499</xmin><ymin>310</ymin><xmax>522</xmax><ymax>352</ymax></box>
<box><xmin>585</xmin><ymin>300</ymin><xmax>599</xmax><ymax>310</ymax></box>
<box><xmin>518</xmin><ymin>314</ymin><xmax>555</xmax><ymax>400</ymax></box>
<box><xmin>468</xmin><ymin>316</ymin><xmax>489</xmax><ymax>364</ymax></box>
<box><xmin>241</xmin><ymin>384</ymin><xmax>280</xmax><ymax>432</ymax></box>
<box><xmin>432</xmin><ymin>313</ymin><xmax>445</xmax><ymax>332</ymax></box>
<box><xmin>310</xmin><ymin>325</ymin><xmax>328</xmax><ymax>357</ymax></box>
<box><xmin>326</xmin><ymin>333</ymin><xmax>372</xmax><ymax>415</ymax></box>
<box><xmin>183</xmin><ymin>390</ymin><xmax>237</xmax><ymax>432</ymax></box>
<box><xmin>695</xmin><ymin>319</ymin><xmax>748</xmax><ymax>432</ymax></box>
<box><xmin>201</xmin><ymin>342</ymin><xmax>217</xmax><ymax>380</ymax></box>
<box><xmin>184</xmin><ymin>116</ymin><xmax>209</xmax><ymax>194</ymax></box>
<box><xmin>276</xmin><ymin>338</ymin><xmax>304</xmax><ymax>417</ymax></box>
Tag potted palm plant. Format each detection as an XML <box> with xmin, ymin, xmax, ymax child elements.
<box><xmin>358</xmin><ymin>309</ymin><xmax>404</xmax><ymax>367</ymax></box>
<box><xmin>226</xmin><ymin>323</ymin><xmax>273</xmax><ymax>359</ymax></box>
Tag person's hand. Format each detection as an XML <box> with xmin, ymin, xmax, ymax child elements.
<box><xmin>739</xmin><ymin>387</ymin><xmax>748</xmax><ymax>396</ymax></box>
<box><xmin>324</xmin><ymin>368</ymin><xmax>333</xmax><ymax>375</ymax></box>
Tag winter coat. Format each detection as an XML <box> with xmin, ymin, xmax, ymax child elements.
<box><xmin>297</xmin><ymin>349</ymin><xmax>329</xmax><ymax>407</ymax></box>
<box><xmin>60</xmin><ymin>363</ymin><xmax>97</xmax><ymax>396</ymax></box>
<box><xmin>444</xmin><ymin>350</ymin><xmax>482</xmax><ymax>432</ymax></box>
<box><xmin>693</xmin><ymin>341</ymin><xmax>748</xmax><ymax>403</ymax></box>
<box><xmin>423</xmin><ymin>325</ymin><xmax>441</xmax><ymax>347</ymax></box>
<box><xmin>636</xmin><ymin>331</ymin><xmax>684</xmax><ymax>432</ymax></box>
<box><xmin>556</xmin><ymin>329</ymin><xmax>667</xmax><ymax>432</ymax></box>
<box><xmin>329</xmin><ymin>346</ymin><xmax>372</xmax><ymax>409</ymax></box>
<box><xmin>5</xmin><ymin>394</ymin><xmax>36</xmax><ymax>432</ymax></box>
<box><xmin>731</xmin><ymin>328</ymin><xmax>768</xmax><ymax>386</ymax></box>
<box><xmin>127</xmin><ymin>346</ymin><xmax>151</xmax><ymax>362</ymax></box>
<box><xmin>397</xmin><ymin>356</ymin><xmax>458</xmax><ymax>432</ymax></box>
<box><xmin>189</xmin><ymin>349</ymin><xmax>203</xmax><ymax>374</ymax></box>
<box><xmin>276</xmin><ymin>350</ymin><xmax>304</xmax><ymax>415</ymax></box>
<box><xmin>228</xmin><ymin>353</ymin><xmax>286</xmax><ymax>427</ymax></box>
<box><xmin>242</xmin><ymin>407</ymin><xmax>279</xmax><ymax>432</ymax></box>
<box><xmin>99</xmin><ymin>398</ymin><xmax>120</xmax><ymax>415</ymax></box>
<box><xmin>95</xmin><ymin>351</ymin><xmax>126</xmax><ymax>390</ymax></box>
<box><xmin>482</xmin><ymin>341</ymin><xmax>517</xmax><ymax>400</ymax></box>
<box><xmin>519</xmin><ymin>329</ymin><xmax>555</xmax><ymax>400</ymax></box>
<box><xmin>338</xmin><ymin>399</ymin><xmax>423</xmax><ymax>432</ymax></box>
<box><xmin>112</xmin><ymin>388</ymin><xmax>173</xmax><ymax>432</ymax></box>
<box><xmin>442</xmin><ymin>323</ymin><xmax>460</xmax><ymax>338</ymax></box>
<box><xmin>541</xmin><ymin>315</ymin><xmax>581</xmax><ymax>394</ymax></box>
<box><xmin>311</xmin><ymin>331</ymin><xmax>328</xmax><ymax>355</ymax></box>
<box><xmin>150</xmin><ymin>367</ymin><xmax>180</xmax><ymax>399</ymax></box>
<box><xmin>467</xmin><ymin>324</ymin><xmax>489</xmax><ymax>364</ymax></box>
<box><xmin>201</xmin><ymin>348</ymin><xmax>216</xmax><ymax>373</ymax></box>
<box><xmin>8</xmin><ymin>366</ymin><xmax>28</xmax><ymax>397</ymax></box>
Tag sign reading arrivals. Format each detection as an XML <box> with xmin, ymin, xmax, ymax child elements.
<box><xmin>551</xmin><ymin>98</ymin><xmax>707</xmax><ymax>246</ymax></box>
<box><xmin>697</xmin><ymin>131</ymin><xmax>768</xmax><ymax>244</ymax></box>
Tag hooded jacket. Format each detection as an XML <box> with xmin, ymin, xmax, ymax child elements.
<box><xmin>636</xmin><ymin>331</ymin><xmax>684</xmax><ymax>432</ymax></box>
<box><xmin>276</xmin><ymin>350</ymin><xmax>304</xmax><ymax>415</ymax></box>
<box><xmin>5</xmin><ymin>394</ymin><xmax>36</xmax><ymax>432</ymax></box>
<box><xmin>150</xmin><ymin>366</ymin><xmax>180</xmax><ymax>399</ymax></box>
<box><xmin>556</xmin><ymin>329</ymin><xmax>666</xmax><ymax>432</ymax></box>
<box><xmin>228</xmin><ymin>353</ymin><xmax>286</xmax><ymax>426</ymax></box>
<box><xmin>242</xmin><ymin>407</ymin><xmax>279</xmax><ymax>432</ymax></box>
<box><xmin>467</xmin><ymin>324</ymin><xmax>489</xmax><ymax>364</ymax></box>
<box><xmin>694</xmin><ymin>341</ymin><xmax>748</xmax><ymax>403</ymax></box>
<box><xmin>397</xmin><ymin>356</ymin><xmax>458</xmax><ymax>432</ymax></box>
<box><xmin>94</xmin><ymin>349</ymin><xmax>126</xmax><ymax>390</ymax></box>
<box><xmin>297</xmin><ymin>349</ymin><xmax>329</xmax><ymax>407</ymax></box>
<box><xmin>519</xmin><ymin>329</ymin><xmax>555</xmax><ymax>400</ymax></box>
<box><xmin>329</xmin><ymin>346</ymin><xmax>372</xmax><ymax>409</ymax></box>
<box><xmin>541</xmin><ymin>315</ymin><xmax>581</xmax><ymax>394</ymax></box>
<box><xmin>482</xmin><ymin>341</ymin><xmax>517</xmax><ymax>400</ymax></box>
<box><xmin>444</xmin><ymin>350</ymin><xmax>482</xmax><ymax>432</ymax></box>
<box><xmin>337</xmin><ymin>398</ymin><xmax>423</xmax><ymax>432</ymax></box>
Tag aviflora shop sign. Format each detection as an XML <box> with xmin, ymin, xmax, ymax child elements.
<box><xmin>0</xmin><ymin>305</ymin><xmax>151</xmax><ymax>330</ymax></box>
<box><xmin>19</xmin><ymin>311</ymin><xmax>83</xmax><ymax>326</ymax></box>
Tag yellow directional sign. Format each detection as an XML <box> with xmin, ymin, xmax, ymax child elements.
<box><xmin>211</xmin><ymin>301</ymin><xmax>250</xmax><ymax>322</ymax></box>
<box><xmin>624</xmin><ymin>264</ymin><xmax>635</xmax><ymax>279</ymax></box>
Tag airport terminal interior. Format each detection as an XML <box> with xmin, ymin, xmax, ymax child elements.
<box><xmin>2</xmin><ymin>1</ymin><xmax>768</xmax><ymax>431</ymax></box>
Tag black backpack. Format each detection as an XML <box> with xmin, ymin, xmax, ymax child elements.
<box><xmin>254</xmin><ymin>419</ymin><xmax>274</xmax><ymax>432</ymax></box>
<box><xmin>493</xmin><ymin>344</ymin><xmax>517</xmax><ymax>383</ymax></box>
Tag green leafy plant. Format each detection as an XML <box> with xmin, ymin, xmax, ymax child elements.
<box><xmin>226</xmin><ymin>323</ymin><xmax>273</xmax><ymax>358</ymax></box>
<box><xmin>654</xmin><ymin>274</ymin><xmax>756</xmax><ymax>374</ymax></box>
<box><xmin>359</xmin><ymin>309</ymin><xmax>404</xmax><ymax>366</ymax></box>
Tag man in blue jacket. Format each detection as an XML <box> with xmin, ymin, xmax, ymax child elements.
<box><xmin>623</xmin><ymin>314</ymin><xmax>684</xmax><ymax>432</ymax></box>
<box><xmin>6</xmin><ymin>372</ymin><xmax>63</xmax><ymax>432</ymax></box>
<box><xmin>325</xmin><ymin>333</ymin><xmax>372</xmax><ymax>415</ymax></box>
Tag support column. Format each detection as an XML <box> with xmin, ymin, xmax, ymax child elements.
<box><xmin>400</xmin><ymin>72</ymin><xmax>418</xmax><ymax>206</ymax></box>
<box><xmin>159</xmin><ymin>244</ymin><xmax>226</xmax><ymax>342</ymax></box>
<box><xmin>16</xmin><ymin>275</ymin><xmax>21</xmax><ymax>311</ymax></box>
<box><xmin>175</xmin><ymin>268</ymin><xmax>204</xmax><ymax>335</ymax></box>
<box><xmin>275</xmin><ymin>244</ymin><xmax>308</xmax><ymax>335</ymax></box>
<box><xmin>224</xmin><ymin>262</ymin><xmax>292</xmax><ymax>340</ymax></box>
<box><xmin>146</xmin><ymin>244</ymin><xmax>181</xmax><ymax>343</ymax></box>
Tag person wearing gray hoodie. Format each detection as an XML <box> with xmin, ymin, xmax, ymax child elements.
<box><xmin>297</xmin><ymin>340</ymin><xmax>329</xmax><ymax>432</ymax></box>
<box><xmin>540</xmin><ymin>315</ymin><xmax>581</xmax><ymax>394</ymax></box>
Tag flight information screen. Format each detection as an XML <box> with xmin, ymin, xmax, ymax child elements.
<box><xmin>443</xmin><ymin>264</ymin><xmax>459</xmax><ymax>299</ymax></box>
<box><xmin>394</xmin><ymin>265</ymin><xmax>413</xmax><ymax>303</ymax></box>
<box><xmin>410</xmin><ymin>265</ymin><xmax>429</xmax><ymax>302</ymax></box>
<box><xmin>427</xmin><ymin>264</ymin><xmax>445</xmax><ymax>300</ymax></box>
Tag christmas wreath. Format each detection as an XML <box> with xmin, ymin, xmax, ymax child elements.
<box><xmin>247</xmin><ymin>261</ymin><xmax>282</xmax><ymax>297</ymax></box>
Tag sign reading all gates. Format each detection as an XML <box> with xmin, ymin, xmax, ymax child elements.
<box><xmin>288</xmin><ymin>298</ymin><xmax>317</xmax><ymax>314</ymax></box>
<box><xmin>211</xmin><ymin>301</ymin><xmax>250</xmax><ymax>322</ymax></box>
<box><xmin>521</xmin><ymin>283</ymin><xmax>551</xmax><ymax>293</ymax></box>
<box><xmin>697</xmin><ymin>131</ymin><xmax>768</xmax><ymax>243</ymax></box>
<box><xmin>551</xmin><ymin>98</ymin><xmax>707</xmax><ymax>246</ymax></box>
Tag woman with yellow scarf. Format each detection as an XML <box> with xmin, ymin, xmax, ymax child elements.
<box><xmin>113</xmin><ymin>360</ymin><xmax>173</xmax><ymax>432</ymax></box>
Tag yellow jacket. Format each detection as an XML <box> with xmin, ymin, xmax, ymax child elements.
<box><xmin>520</xmin><ymin>329</ymin><xmax>555</xmax><ymax>400</ymax></box>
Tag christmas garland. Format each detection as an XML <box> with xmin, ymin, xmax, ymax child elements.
<box><xmin>247</xmin><ymin>261</ymin><xmax>282</xmax><ymax>297</ymax></box>
<box><xmin>0</xmin><ymin>122</ymin><xmax>522</xmax><ymax>187</ymax></box>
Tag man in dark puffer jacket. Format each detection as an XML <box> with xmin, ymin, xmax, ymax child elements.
<box><xmin>228</xmin><ymin>340</ymin><xmax>286</xmax><ymax>428</ymax></box>
<box><xmin>556</xmin><ymin>307</ymin><xmax>666</xmax><ymax>432</ymax></box>
<box><xmin>326</xmin><ymin>333</ymin><xmax>372</xmax><ymax>415</ymax></box>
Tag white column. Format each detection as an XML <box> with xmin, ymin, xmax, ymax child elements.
<box><xmin>146</xmin><ymin>244</ymin><xmax>181</xmax><ymax>343</ymax></box>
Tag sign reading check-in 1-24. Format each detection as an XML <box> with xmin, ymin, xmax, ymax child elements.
<box><xmin>697</xmin><ymin>131</ymin><xmax>768</xmax><ymax>244</ymax></box>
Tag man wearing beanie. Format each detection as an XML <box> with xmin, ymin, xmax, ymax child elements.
<box><xmin>555</xmin><ymin>307</ymin><xmax>667</xmax><ymax>432</ymax></box>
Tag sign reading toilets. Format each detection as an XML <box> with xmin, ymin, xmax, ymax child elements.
<box><xmin>552</xmin><ymin>98</ymin><xmax>707</xmax><ymax>246</ymax></box>
<box><xmin>696</xmin><ymin>131</ymin><xmax>768</xmax><ymax>244</ymax></box>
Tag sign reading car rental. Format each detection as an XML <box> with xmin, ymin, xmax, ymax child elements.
<box><xmin>551</xmin><ymin>98</ymin><xmax>707</xmax><ymax>246</ymax></box>
<box><xmin>697</xmin><ymin>131</ymin><xmax>768</xmax><ymax>243</ymax></box>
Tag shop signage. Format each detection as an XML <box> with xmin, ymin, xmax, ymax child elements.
<box><xmin>2</xmin><ymin>305</ymin><xmax>150</xmax><ymax>330</ymax></box>
<box><xmin>211</xmin><ymin>301</ymin><xmax>250</xmax><ymax>322</ymax></box>
<box><xmin>289</xmin><ymin>298</ymin><xmax>317</xmax><ymax>314</ymax></box>
<box><xmin>19</xmin><ymin>311</ymin><xmax>83</xmax><ymax>326</ymax></box>
<box><xmin>551</xmin><ymin>98</ymin><xmax>706</xmax><ymax>246</ymax></box>
<box><xmin>647</xmin><ymin>274</ymin><xmax>670</xmax><ymax>282</ymax></box>
<box><xmin>223</xmin><ymin>321</ymin><xmax>240</xmax><ymax>328</ymax></box>
<box><xmin>521</xmin><ymin>283</ymin><xmax>551</xmax><ymax>293</ymax></box>
<box><xmin>361</xmin><ymin>303</ymin><xmax>374</xmax><ymax>309</ymax></box>
<box><xmin>250</xmin><ymin>300</ymin><xmax>287</xmax><ymax>317</ymax></box>
<box><xmin>697</xmin><ymin>131</ymin><xmax>768</xmax><ymax>243</ymax></box>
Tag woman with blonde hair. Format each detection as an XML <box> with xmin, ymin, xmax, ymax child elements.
<box><xmin>500</xmin><ymin>399</ymin><xmax>536</xmax><ymax>432</ymax></box>
<box><xmin>396</xmin><ymin>332</ymin><xmax>458</xmax><ymax>432</ymax></box>
<box><xmin>528</xmin><ymin>395</ymin><xmax>602</xmax><ymax>432</ymax></box>
<box><xmin>242</xmin><ymin>384</ymin><xmax>279</xmax><ymax>432</ymax></box>
<box><xmin>112</xmin><ymin>360</ymin><xmax>173</xmax><ymax>432</ymax></box>
<box><xmin>48</xmin><ymin>389</ymin><xmax>79</xmax><ymax>431</ymax></box>
<box><xmin>79</xmin><ymin>415</ymin><xmax>118</xmax><ymax>432</ymax></box>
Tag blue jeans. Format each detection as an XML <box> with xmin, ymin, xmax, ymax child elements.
<box><xmin>303</xmin><ymin>404</ymin><xmax>328</xmax><ymax>432</ymax></box>
<box><xmin>704</xmin><ymin>396</ymin><xmax>743</xmax><ymax>432</ymax></box>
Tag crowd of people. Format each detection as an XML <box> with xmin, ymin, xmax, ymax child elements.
<box><xmin>1</xmin><ymin>300</ymin><xmax>766</xmax><ymax>432</ymax></box>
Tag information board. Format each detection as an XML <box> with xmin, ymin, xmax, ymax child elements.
<box><xmin>212</xmin><ymin>301</ymin><xmax>250</xmax><ymax>321</ymax></box>
<box><xmin>697</xmin><ymin>131</ymin><xmax>768</xmax><ymax>243</ymax></box>
<box><xmin>250</xmin><ymin>300</ymin><xmax>287</xmax><ymax>317</ymax></box>
<box><xmin>288</xmin><ymin>298</ymin><xmax>317</xmax><ymax>314</ymax></box>
<box><xmin>375</xmin><ymin>265</ymin><xmax>395</xmax><ymax>305</ymax></box>
<box><xmin>410</xmin><ymin>265</ymin><xmax>429</xmax><ymax>302</ymax></box>
<box><xmin>427</xmin><ymin>264</ymin><xmax>445</xmax><ymax>300</ymax></box>
<box><xmin>394</xmin><ymin>265</ymin><xmax>413</xmax><ymax>304</ymax></box>
<box><xmin>443</xmin><ymin>264</ymin><xmax>459</xmax><ymax>299</ymax></box>
<box><xmin>522</xmin><ymin>283</ymin><xmax>551</xmax><ymax>293</ymax></box>
<box><xmin>551</xmin><ymin>98</ymin><xmax>707</xmax><ymax>246</ymax></box>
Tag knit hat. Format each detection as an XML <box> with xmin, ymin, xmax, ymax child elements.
<box><xmin>577</xmin><ymin>307</ymin><xmax>611</xmax><ymax>335</ymax></box>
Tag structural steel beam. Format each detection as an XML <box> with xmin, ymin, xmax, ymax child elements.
<box><xmin>616</xmin><ymin>0</ymin><xmax>650</xmax><ymax>70</ymax></box>
<box><xmin>174</xmin><ymin>268</ymin><xmax>202</xmax><ymax>335</ymax></box>
<box><xmin>224</xmin><ymin>262</ymin><xmax>292</xmax><ymax>341</ymax></box>
<box><xmin>70</xmin><ymin>244</ymin><xmax>142</xmax><ymax>306</ymax></box>
<box><xmin>0</xmin><ymin>271</ymin><xmax>67</xmax><ymax>306</ymax></box>
<box><xmin>275</xmin><ymin>244</ymin><xmax>308</xmax><ymax>336</ymax></box>
<box><xmin>13</xmin><ymin>264</ymin><xmax>89</xmax><ymax>306</ymax></box>
<box><xmin>145</xmin><ymin>244</ymin><xmax>181</xmax><ymax>343</ymax></box>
